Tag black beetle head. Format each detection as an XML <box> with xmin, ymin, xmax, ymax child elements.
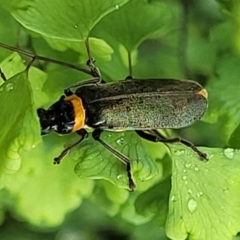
<box><xmin>37</xmin><ymin>96</ymin><xmax>75</xmax><ymax>135</ymax></box>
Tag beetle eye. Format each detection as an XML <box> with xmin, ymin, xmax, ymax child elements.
<box><xmin>37</xmin><ymin>108</ymin><xmax>51</xmax><ymax>135</ymax></box>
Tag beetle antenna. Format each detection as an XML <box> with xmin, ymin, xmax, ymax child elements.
<box><xmin>0</xmin><ymin>42</ymin><xmax>93</xmax><ymax>76</ymax></box>
<box><xmin>85</xmin><ymin>39</ymin><xmax>102</xmax><ymax>78</ymax></box>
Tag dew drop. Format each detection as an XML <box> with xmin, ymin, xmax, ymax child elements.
<box><xmin>187</xmin><ymin>199</ymin><xmax>198</xmax><ymax>213</ymax></box>
<box><xmin>187</xmin><ymin>189</ymin><xmax>193</xmax><ymax>195</ymax></box>
<box><xmin>115</xmin><ymin>4</ymin><xmax>119</xmax><ymax>9</ymax></box>
<box><xmin>117</xmin><ymin>174</ymin><xmax>123</xmax><ymax>180</ymax></box>
<box><xmin>194</xmin><ymin>166</ymin><xmax>199</xmax><ymax>172</ymax></box>
<box><xmin>224</xmin><ymin>148</ymin><xmax>235</xmax><ymax>159</ymax></box>
<box><xmin>182</xmin><ymin>175</ymin><xmax>187</xmax><ymax>181</ymax></box>
<box><xmin>174</xmin><ymin>149</ymin><xmax>185</xmax><ymax>156</ymax></box>
<box><xmin>116</xmin><ymin>138</ymin><xmax>124</xmax><ymax>145</ymax></box>
<box><xmin>185</xmin><ymin>162</ymin><xmax>192</xmax><ymax>168</ymax></box>
<box><xmin>197</xmin><ymin>191</ymin><xmax>203</xmax><ymax>197</ymax></box>
<box><xmin>6</xmin><ymin>83</ymin><xmax>14</xmax><ymax>92</ymax></box>
<box><xmin>171</xmin><ymin>195</ymin><xmax>177</xmax><ymax>202</ymax></box>
<box><xmin>74</xmin><ymin>25</ymin><xmax>78</xmax><ymax>29</ymax></box>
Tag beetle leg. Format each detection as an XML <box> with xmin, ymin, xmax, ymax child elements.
<box><xmin>146</xmin><ymin>129</ymin><xmax>167</xmax><ymax>139</ymax></box>
<box><xmin>92</xmin><ymin>129</ymin><xmax>136</xmax><ymax>191</ymax></box>
<box><xmin>135</xmin><ymin>130</ymin><xmax>207</xmax><ymax>160</ymax></box>
<box><xmin>54</xmin><ymin>129</ymin><xmax>88</xmax><ymax>164</ymax></box>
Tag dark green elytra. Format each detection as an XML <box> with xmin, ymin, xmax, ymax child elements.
<box><xmin>76</xmin><ymin>78</ymin><xmax>208</xmax><ymax>130</ymax></box>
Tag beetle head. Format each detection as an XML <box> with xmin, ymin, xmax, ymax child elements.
<box><xmin>37</xmin><ymin>96</ymin><xmax>75</xmax><ymax>135</ymax></box>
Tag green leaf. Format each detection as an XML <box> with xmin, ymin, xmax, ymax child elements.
<box><xmin>27</xmin><ymin>67</ymin><xmax>49</xmax><ymax>108</ymax></box>
<box><xmin>70</xmin><ymin>131</ymin><xmax>160</xmax><ymax>190</ymax></box>
<box><xmin>229</xmin><ymin>124</ymin><xmax>240</xmax><ymax>148</ymax></box>
<box><xmin>166</xmin><ymin>145</ymin><xmax>240</xmax><ymax>240</ymax></box>
<box><xmin>44</xmin><ymin>37</ymin><xmax>114</xmax><ymax>63</ymax></box>
<box><xmin>187</xmin><ymin>33</ymin><xmax>217</xmax><ymax>74</ymax></box>
<box><xmin>93</xmin><ymin>0</ymin><xmax>171</xmax><ymax>52</ymax></box>
<box><xmin>120</xmin><ymin>192</ymin><xmax>153</xmax><ymax>225</ymax></box>
<box><xmin>215</xmin><ymin>0</ymin><xmax>234</xmax><ymax>14</ymax></box>
<box><xmin>0</xmin><ymin>53</ymin><xmax>40</xmax><ymax>177</ymax></box>
<box><xmin>90</xmin><ymin>181</ymin><xmax>129</xmax><ymax>216</ymax></box>
<box><xmin>204</xmin><ymin>55</ymin><xmax>240</xmax><ymax>143</ymax></box>
<box><xmin>10</xmin><ymin>0</ymin><xmax>128</xmax><ymax>41</ymax></box>
<box><xmin>135</xmin><ymin>176</ymin><xmax>171</xmax><ymax>226</ymax></box>
<box><xmin>0</xmin><ymin>5</ymin><xmax>19</xmax><ymax>49</ymax></box>
<box><xmin>1</xmin><ymin>1</ymin><xmax>239</xmax><ymax>236</ymax></box>
<box><xmin>2</xmin><ymin>141</ymin><xmax>94</xmax><ymax>227</ymax></box>
<box><xmin>0</xmin><ymin>52</ymin><xmax>25</xmax><ymax>80</ymax></box>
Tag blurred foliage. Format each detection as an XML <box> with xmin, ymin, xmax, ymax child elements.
<box><xmin>0</xmin><ymin>0</ymin><xmax>240</xmax><ymax>239</ymax></box>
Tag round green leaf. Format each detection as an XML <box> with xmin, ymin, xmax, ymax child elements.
<box><xmin>70</xmin><ymin>131</ymin><xmax>159</xmax><ymax>190</ymax></box>
<box><xmin>93</xmin><ymin>0</ymin><xmax>171</xmax><ymax>52</ymax></box>
<box><xmin>3</xmin><ymin>141</ymin><xmax>94</xmax><ymax>227</ymax></box>
<box><xmin>0</xmin><ymin>53</ymin><xmax>40</xmax><ymax>177</ymax></box>
<box><xmin>166</xmin><ymin>145</ymin><xmax>240</xmax><ymax>240</ymax></box>
<box><xmin>11</xmin><ymin>0</ymin><xmax>129</xmax><ymax>41</ymax></box>
<box><xmin>204</xmin><ymin>55</ymin><xmax>240</xmax><ymax>142</ymax></box>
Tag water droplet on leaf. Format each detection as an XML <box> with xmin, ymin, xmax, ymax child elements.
<box><xmin>185</xmin><ymin>162</ymin><xmax>192</xmax><ymax>168</ymax></box>
<box><xmin>116</xmin><ymin>138</ymin><xmax>124</xmax><ymax>145</ymax></box>
<box><xmin>117</xmin><ymin>174</ymin><xmax>123</xmax><ymax>180</ymax></box>
<box><xmin>194</xmin><ymin>166</ymin><xmax>199</xmax><ymax>172</ymax></box>
<box><xmin>171</xmin><ymin>195</ymin><xmax>177</xmax><ymax>202</ymax></box>
<box><xmin>224</xmin><ymin>148</ymin><xmax>235</xmax><ymax>159</ymax></box>
<box><xmin>188</xmin><ymin>199</ymin><xmax>198</xmax><ymax>213</ymax></box>
<box><xmin>6</xmin><ymin>83</ymin><xmax>14</xmax><ymax>92</ymax></box>
<box><xmin>187</xmin><ymin>189</ymin><xmax>193</xmax><ymax>194</ymax></box>
<box><xmin>197</xmin><ymin>191</ymin><xmax>203</xmax><ymax>197</ymax></box>
<box><xmin>174</xmin><ymin>149</ymin><xmax>185</xmax><ymax>156</ymax></box>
